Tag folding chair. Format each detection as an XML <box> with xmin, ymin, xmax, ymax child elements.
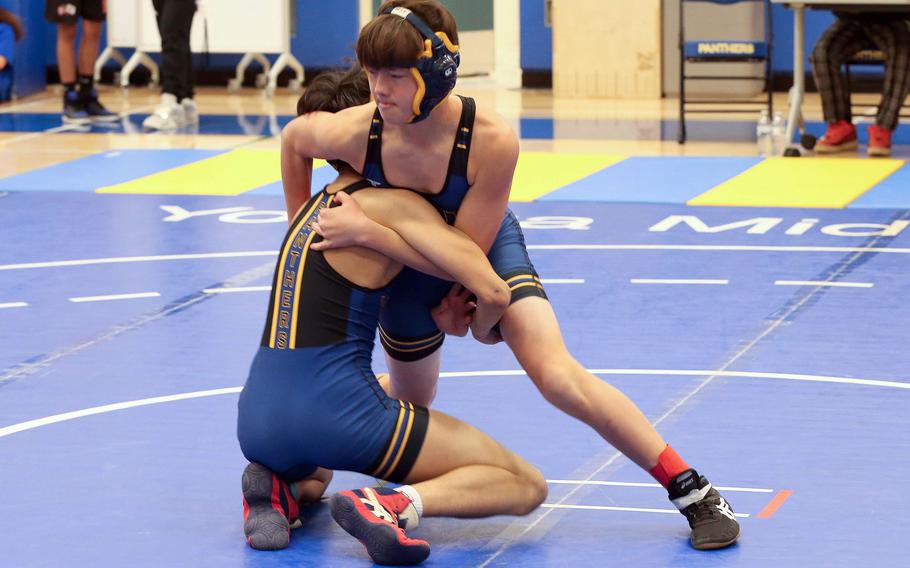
<box><xmin>678</xmin><ymin>0</ymin><xmax>773</xmax><ymax>143</ymax></box>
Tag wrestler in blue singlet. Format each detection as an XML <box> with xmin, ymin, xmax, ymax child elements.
<box><xmin>361</xmin><ymin>96</ymin><xmax>547</xmax><ymax>361</ymax></box>
<box><xmin>237</xmin><ymin>180</ymin><xmax>428</xmax><ymax>483</ymax></box>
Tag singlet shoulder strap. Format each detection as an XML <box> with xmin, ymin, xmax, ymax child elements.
<box><xmin>363</xmin><ymin>106</ymin><xmax>384</xmax><ymax>176</ymax></box>
<box><xmin>335</xmin><ymin>179</ymin><xmax>374</xmax><ymax>196</ymax></box>
<box><xmin>449</xmin><ymin>96</ymin><xmax>476</xmax><ymax>178</ymax></box>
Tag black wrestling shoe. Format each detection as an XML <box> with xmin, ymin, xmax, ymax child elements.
<box><xmin>668</xmin><ymin>469</ymin><xmax>740</xmax><ymax>550</ymax></box>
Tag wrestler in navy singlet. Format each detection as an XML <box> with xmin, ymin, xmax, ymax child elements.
<box><xmin>237</xmin><ymin>180</ymin><xmax>428</xmax><ymax>483</ymax></box>
<box><xmin>361</xmin><ymin>96</ymin><xmax>547</xmax><ymax>361</ymax></box>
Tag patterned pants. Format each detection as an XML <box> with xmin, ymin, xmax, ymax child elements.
<box><xmin>810</xmin><ymin>15</ymin><xmax>910</xmax><ymax>130</ymax></box>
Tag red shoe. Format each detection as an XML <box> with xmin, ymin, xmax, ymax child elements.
<box><xmin>868</xmin><ymin>124</ymin><xmax>892</xmax><ymax>157</ymax></box>
<box><xmin>331</xmin><ymin>487</ymin><xmax>429</xmax><ymax>565</ymax></box>
<box><xmin>242</xmin><ymin>462</ymin><xmax>300</xmax><ymax>550</ymax></box>
<box><xmin>816</xmin><ymin>120</ymin><xmax>857</xmax><ymax>154</ymax></box>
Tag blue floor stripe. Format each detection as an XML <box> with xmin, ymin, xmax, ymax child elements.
<box><xmin>539</xmin><ymin>156</ymin><xmax>762</xmax><ymax>203</ymax></box>
<box><xmin>0</xmin><ymin>149</ymin><xmax>223</xmax><ymax>192</ymax></box>
<box><xmin>848</xmin><ymin>162</ymin><xmax>910</xmax><ymax>209</ymax></box>
<box><xmin>516</xmin><ymin>116</ymin><xmax>910</xmax><ymax>143</ymax></box>
<box><xmin>0</xmin><ymin>113</ymin><xmax>294</xmax><ymax>136</ymax></box>
<box><xmin>3</xmin><ymin>111</ymin><xmax>909</xmax><ymax>144</ymax></box>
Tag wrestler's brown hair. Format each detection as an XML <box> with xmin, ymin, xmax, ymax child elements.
<box><xmin>356</xmin><ymin>0</ymin><xmax>458</xmax><ymax>70</ymax></box>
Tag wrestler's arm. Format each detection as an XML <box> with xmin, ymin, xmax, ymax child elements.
<box><xmin>311</xmin><ymin>121</ymin><xmax>517</xmax><ymax>274</ymax></box>
<box><xmin>312</xmin><ymin>191</ymin><xmax>454</xmax><ymax>280</ymax></box>
<box><xmin>280</xmin><ymin>108</ymin><xmax>366</xmax><ymax>224</ymax></box>
<box><xmin>358</xmin><ymin>190</ymin><xmax>510</xmax><ymax>338</ymax></box>
<box><xmin>453</xmin><ymin>121</ymin><xmax>519</xmax><ymax>253</ymax></box>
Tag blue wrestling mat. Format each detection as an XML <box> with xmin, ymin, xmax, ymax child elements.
<box><xmin>1</xmin><ymin>187</ymin><xmax>908</xmax><ymax>567</ymax></box>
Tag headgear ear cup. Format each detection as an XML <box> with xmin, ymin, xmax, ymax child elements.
<box><xmin>383</xmin><ymin>6</ymin><xmax>459</xmax><ymax>123</ymax></box>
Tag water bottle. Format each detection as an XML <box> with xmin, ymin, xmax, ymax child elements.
<box><xmin>756</xmin><ymin>110</ymin><xmax>772</xmax><ymax>157</ymax></box>
<box><xmin>771</xmin><ymin>112</ymin><xmax>787</xmax><ymax>157</ymax></box>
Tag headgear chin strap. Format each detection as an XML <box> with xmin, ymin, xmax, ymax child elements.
<box><xmin>383</xmin><ymin>5</ymin><xmax>459</xmax><ymax>123</ymax></box>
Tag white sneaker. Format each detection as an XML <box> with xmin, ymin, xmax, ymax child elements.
<box><xmin>143</xmin><ymin>93</ymin><xmax>185</xmax><ymax>130</ymax></box>
<box><xmin>181</xmin><ymin>97</ymin><xmax>199</xmax><ymax>125</ymax></box>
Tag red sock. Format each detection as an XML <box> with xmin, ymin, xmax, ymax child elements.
<box><xmin>648</xmin><ymin>445</ymin><xmax>690</xmax><ymax>488</ymax></box>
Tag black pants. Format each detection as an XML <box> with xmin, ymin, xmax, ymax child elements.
<box><xmin>153</xmin><ymin>0</ymin><xmax>196</xmax><ymax>100</ymax></box>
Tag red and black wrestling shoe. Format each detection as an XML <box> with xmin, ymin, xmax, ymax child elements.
<box><xmin>330</xmin><ymin>487</ymin><xmax>429</xmax><ymax>565</ymax></box>
<box><xmin>241</xmin><ymin>462</ymin><xmax>300</xmax><ymax>550</ymax></box>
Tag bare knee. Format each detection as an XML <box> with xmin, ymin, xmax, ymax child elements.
<box><xmin>81</xmin><ymin>21</ymin><xmax>102</xmax><ymax>40</ymax></box>
<box><xmin>517</xmin><ymin>464</ymin><xmax>548</xmax><ymax>515</ymax></box>
<box><xmin>57</xmin><ymin>23</ymin><xmax>77</xmax><ymax>42</ymax></box>
<box><xmin>528</xmin><ymin>356</ymin><xmax>587</xmax><ymax>410</ymax></box>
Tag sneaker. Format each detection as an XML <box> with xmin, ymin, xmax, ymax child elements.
<box><xmin>142</xmin><ymin>93</ymin><xmax>185</xmax><ymax>130</ymax></box>
<box><xmin>241</xmin><ymin>462</ymin><xmax>300</xmax><ymax>551</ymax></box>
<box><xmin>668</xmin><ymin>469</ymin><xmax>740</xmax><ymax>550</ymax></box>
<box><xmin>330</xmin><ymin>487</ymin><xmax>429</xmax><ymax>565</ymax></box>
<box><xmin>815</xmin><ymin>120</ymin><xmax>857</xmax><ymax>154</ymax></box>
<box><xmin>62</xmin><ymin>90</ymin><xmax>90</xmax><ymax>124</ymax></box>
<box><xmin>868</xmin><ymin>124</ymin><xmax>892</xmax><ymax>157</ymax></box>
<box><xmin>181</xmin><ymin>97</ymin><xmax>199</xmax><ymax>125</ymax></box>
<box><xmin>83</xmin><ymin>90</ymin><xmax>119</xmax><ymax>122</ymax></box>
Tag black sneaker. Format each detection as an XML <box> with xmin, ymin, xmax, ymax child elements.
<box><xmin>62</xmin><ymin>90</ymin><xmax>90</xmax><ymax>124</ymax></box>
<box><xmin>668</xmin><ymin>469</ymin><xmax>740</xmax><ymax>550</ymax></box>
<box><xmin>83</xmin><ymin>90</ymin><xmax>119</xmax><ymax>122</ymax></box>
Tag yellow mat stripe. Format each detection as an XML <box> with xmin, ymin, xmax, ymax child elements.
<box><xmin>509</xmin><ymin>152</ymin><xmax>626</xmax><ymax>202</ymax></box>
<box><xmin>689</xmin><ymin>157</ymin><xmax>906</xmax><ymax>208</ymax></box>
<box><xmin>97</xmin><ymin>150</ymin><xmax>330</xmax><ymax>196</ymax></box>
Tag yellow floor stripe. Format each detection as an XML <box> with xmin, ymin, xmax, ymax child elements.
<box><xmin>689</xmin><ymin>157</ymin><xmax>905</xmax><ymax>208</ymax></box>
<box><xmin>97</xmin><ymin>151</ymin><xmax>330</xmax><ymax>196</ymax></box>
<box><xmin>509</xmin><ymin>152</ymin><xmax>626</xmax><ymax>202</ymax></box>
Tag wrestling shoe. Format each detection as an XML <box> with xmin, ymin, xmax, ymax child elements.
<box><xmin>815</xmin><ymin>120</ymin><xmax>857</xmax><ymax>154</ymax></box>
<box><xmin>330</xmin><ymin>487</ymin><xmax>429</xmax><ymax>565</ymax></box>
<box><xmin>241</xmin><ymin>462</ymin><xmax>300</xmax><ymax>550</ymax></box>
<box><xmin>668</xmin><ymin>469</ymin><xmax>740</xmax><ymax>550</ymax></box>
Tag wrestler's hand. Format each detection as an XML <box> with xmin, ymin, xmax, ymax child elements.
<box><xmin>431</xmin><ymin>284</ymin><xmax>476</xmax><ymax>337</ymax></box>
<box><xmin>311</xmin><ymin>191</ymin><xmax>376</xmax><ymax>250</ymax></box>
<box><xmin>471</xmin><ymin>321</ymin><xmax>503</xmax><ymax>345</ymax></box>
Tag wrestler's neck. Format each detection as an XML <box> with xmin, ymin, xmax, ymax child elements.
<box><xmin>392</xmin><ymin>94</ymin><xmax>461</xmax><ymax>139</ymax></box>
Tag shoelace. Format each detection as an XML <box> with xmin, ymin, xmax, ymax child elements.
<box><xmin>686</xmin><ymin>498</ymin><xmax>720</xmax><ymax>524</ymax></box>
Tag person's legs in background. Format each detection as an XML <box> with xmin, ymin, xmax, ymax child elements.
<box><xmin>77</xmin><ymin>15</ymin><xmax>116</xmax><ymax>121</ymax></box>
<box><xmin>810</xmin><ymin>17</ymin><xmax>868</xmax><ymax>153</ymax></box>
<box><xmin>144</xmin><ymin>0</ymin><xmax>197</xmax><ymax>130</ymax></box>
<box><xmin>863</xmin><ymin>19</ymin><xmax>910</xmax><ymax>157</ymax></box>
<box><xmin>52</xmin><ymin>19</ymin><xmax>87</xmax><ymax>123</ymax></box>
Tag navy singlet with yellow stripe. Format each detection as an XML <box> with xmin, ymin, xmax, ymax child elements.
<box><xmin>237</xmin><ymin>180</ymin><xmax>429</xmax><ymax>483</ymax></box>
<box><xmin>361</xmin><ymin>96</ymin><xmax>548</xmax><ymax>361</ymax></box>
